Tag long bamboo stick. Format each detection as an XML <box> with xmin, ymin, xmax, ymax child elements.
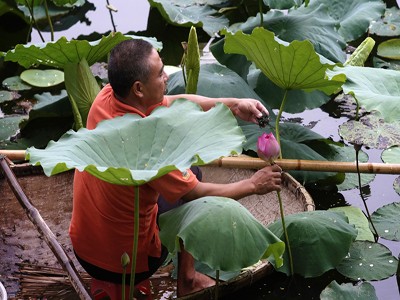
<box><xmin>1</xmin><ymin>150</ymin><xmax>400</xmax><ymax>174</ymax></box>
<box><xmin>0</xmin><ymin>156</ymin><xmax>92</xmax><ymax>300</ymax></box>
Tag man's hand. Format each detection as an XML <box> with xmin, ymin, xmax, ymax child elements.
<box><xmin>230</xmin><ymin>99</ymin><xmax>269</xmax><ymax>124</ymax></box>
<box><xmin>251</xmin><ymin>164</ymin><xmax>282</xmax><ymax>194</ymax></box>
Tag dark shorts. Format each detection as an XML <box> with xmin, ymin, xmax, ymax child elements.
<box><xmin>75</xmin><ymin>245</ymin><xmax>169</xmax><ymax>285</ymax></box>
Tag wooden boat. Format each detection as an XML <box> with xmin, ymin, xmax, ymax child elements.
<box><xmin>0</xmin><ymin>157</ymin><xmax>314</xmax><ymax>299</ymax></box>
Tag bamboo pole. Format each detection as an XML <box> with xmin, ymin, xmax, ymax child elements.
<box><xmin>0</xmin><ymin>156</ymin><xmax>92</xmax><ymax>300</ymax></box>
<box><xmin>1</xmin><ymin>150</ymin><xmax>400</xmax><ymax>174</ymax></box>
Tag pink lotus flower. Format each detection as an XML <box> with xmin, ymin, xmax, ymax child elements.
<box><xmin>257</xmin><ymin>132</ymin><xmax>280</xmax><ymax>162</ymax></box>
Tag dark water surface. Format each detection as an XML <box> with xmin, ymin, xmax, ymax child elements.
<box><xmin>29</xmin><ymin>1</ymin><xmax>400</xmax><ymax>299</ymax></box>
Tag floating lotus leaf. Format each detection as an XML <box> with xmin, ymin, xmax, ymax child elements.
<box><xmin>0</xmin><ymin>90</ymin><xmax>19</xmax><ymax>103</ymax></box>
<box><xmin>27</xmin><ymin>100</ymin><xmax>245</xmax><ymax>185</ymax></box>
<box><xmin>336</xmin><ymin>241</ymin><xmax>398</xmax><ymax>281</ymax></box>
<box><xmin>382</xmin><ymin>146</ymin><xmax>400</xmax><ymax>164</ymax></box>
<box><xmin>320</xmin><ymin>280</ymin><xmax>377</xmax><ymax>300</ymax></box>
<box><xmin>2</xmin><ymin>76</ymin><xmax>32</xmax><ymax>91</ymax></box>
<box><xmin>159</xmin><ymin>197</ymin><xmax>285</xmax><ymax>271</ymax></box>
<box><xmin>329</xmin><ymin>206</ymin><xmax>374</xmax><ymax>242</ymax></box>
<box><xmin>267</xmin><ymin>211</ymin><xmax>357</xmax><ymax>277</ymax></box>
<box><xmin>0</xmin><ymin>116</ymin><xmax>25</xmax><ymax>142</ymax></box>
<box><xmin>339</xmin><ymin>112</ymin><xmax>400</xmax><ymax>149</ymax></box>
<box><xmin>327</xmin><ymin>66</ymin><xmax>400</xmax><ymax>123</ymax></box>
<box><xmin>370</xmin><ymin>202</ymin><xmax>400</xmax><ymax>241</ymax></box>
<box><xmin>377</xmin><ymin>39</ymin><xmax>400</xmax><ymax>60</ymax></box>
<box><xmin>223</xmin><ymin>27</ymin><xmax>344</xmax><ymax>94</ymax></box>
<box><xmin>20</xmin><ymin>69</ymin><xmax>64</xmax><ymax>88</ymax></box>
<box><xmin>369</xmin><ymin>7</ymin><xmax>400</xmax><ymax>37</ymax></box>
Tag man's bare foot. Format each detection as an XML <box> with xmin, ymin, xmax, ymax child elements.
<box><xmin>177</xmin><ymin>271</ymin><xmax>216</xmax><ymax>297</ymax></box>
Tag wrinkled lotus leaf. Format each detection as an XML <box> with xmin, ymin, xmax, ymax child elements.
<box><xmin>27</xmin><ymin>100</ymin><xmax>245</xmax><ymax>185</ymax></box>
<box><xmin>4</xmin><ymin>33</ymin><xmax>161</xmax><ymax>69</ymax></box>
<box><xmin>329</xmin><ymin>206</ymin><xmax>374</xmax><ymax>242</ymax></box>
<box><xmin>339</xmin><ymin>112</ymin><xmax>400</xmax><ymax>149</ymax></box>
<box><xmin>327</xmin><ymin>143</ymin><xmax>375</xmax><ymax>191</ymax></box>
<box><xmin>369</xmin><ymin>7</ymin><xmax>400</xmax><ymax>37</ymax></box>
<box><xmin>327</xmin><ymin>66</ymin><xmax>400</xmax><ymax>123</ymax></box>
<box><xmin>2</xmin><ymin>76</ymin><xmax>32</xmax><ymax>91</ymax></box>
<box><xmin>223</xmin><ymin>27</ymin><xmax>344</xmax><ymax>94</ymax></box>
<box><xmin>370</xmin><ymin>202</ymin><xmax>400</xmax><ymax>241</ymax></box>
<box><xmin>336</xmin><ymin>241</ymin><xmax>398</xmax><ymax>281</ymax></box>
<box><xmin>159</xmin><ymin>197</ymin><xmax>285</xmax><ymax>271</ymax></box>
<box><xmin>320</xmin><ymin>280</ymin><xmax>377</xmax><ymax>300</ymax></box>
<box><xmin>20</xmin><ymin>69</ymin><xmax>64</xmax><ymax>88</ymax></box>
<box><xmin>0</xmin><ymin>90</ymin><xmax>19</xmax><ymax>103</ymax></box>
<box><xmin>377</xmin><ymin>39</ymin><xmax>400</xmax><ymax>60</ymax></box>
<box><xmin>267</xmin><ymin>211</ymin><xmax>357</xmax><ymax>277</ymax></box>
<box><xmin>228</xmin><ymin>5</ymin><xmax>347</xmax><ymax>63</ymax></box>
<box><xmin>148</xmin><ymin>0</ymin><xmax>229</xmax><ymax>37</ymax></box>
<box><xmin>0</xmin><ymin>115</ymin><xmax>25</xmax><ymax>141</ymax></box>
<box><xmin>307</xmin><ymin>0</ymin><xmax>385</xmax><ymax>43</ymax></box>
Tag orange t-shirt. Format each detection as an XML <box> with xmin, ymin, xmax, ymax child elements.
<box><xmin>69</xmin><ymin>84</ymin><xmax>198</xmax><ymax>273</ymax></box>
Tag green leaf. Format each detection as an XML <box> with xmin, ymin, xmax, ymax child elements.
<box><xmin>20</xmin><ymin>69</ymin><xmax>64</xmax><ymax>87</ymax></box>
<box><xmin>148</xmin><ymin>0</ymin><xmax>229</xmax><ymax>37</ymax></box>
<box><xmin>64</xmin><ymin>58</ymin><xmax>100</xmax><ymax>129</ymax></box>
<box><xmin>159</xmin><ymin>197</ymin><xmax>285</xmax><ymax>271</ymax></box>
<box><xmin>223</xmin><ymin>27</ymin><xmax>344</xmax><ymax>94</ymax></box>
<box><xmin>0</xmin><ymin>90</ymin><xmax>19</xmax><ymax>103</ymax></box>
<box><xmin>27</xmin><ymin>100</ymin><xmax>245</xmax><ymax>185</ymax></box>
<box><xmin>307</xmin><ymin>0</ymin><xmax>385</xmax><ymax>42</ymax></box>
<box><xmin>268</xmin><ymin>211</ymin><xmax>357</xmax><ymax>277</ymax></box>
<box><xmin>369</xmin><ymin>7</ymin><xmax>400</xmax><ymax>37</ymax></box>
<box><xmin>2</xmin><ymin>76</ymin><xmax>32</xmax><ymax>91</ymax></box>
<box><xmin>329</xmin><ymin>206</ymin><xmax>374</xmax><ymax>242</ymax></box>
<box><xmin>370</xmin><ymin>202</ymin><xmax>400</xmax><ymax>241</ymax></box>
<box><xmin>339</xmin><ymin>112</ymin><xmax>400</xmax><ymax>149</ymax></box>
<box><xmin>336</xmin><ymin>241</ymin><xmax>398</xmax><ymax>281</ymax></box>
<box><xmin>344</xmin><ymin>37</ymin><xmax>375</xmax><ymax>67</ymax></box>
<box><xmin>0</xmin><ymin>115</ymin><xmax>26</xmax><ymax>142</ymax></box>
<box><xmin>377</xmin><ymin>38</ymin><xmax>400</xmax><ymax>60</ymax></box>
<box><xmin>4</xmin><ymin>33</ymin><xmax>162</xmax><ymax>69</ymax></box>
<box><xmin>327</xmin><ymin>66</ymin><xmax>400</xmax><ymax>123</ymax></box>
<box><xmin>320</xmin><ymin>280</ymin><xmax>378</xmax><ymax>300</ymax></box>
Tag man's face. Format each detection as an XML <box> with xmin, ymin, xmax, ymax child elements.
<box><xmin>141</xmin><ymin>48</ymin><xmax>169</xmax><ymax>106</ymax></box>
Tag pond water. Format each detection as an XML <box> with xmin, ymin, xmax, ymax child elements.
<box><xmin>24</xmin><ymin>0</ymin><xmax>400</xmax><ymax>299</ymax></box>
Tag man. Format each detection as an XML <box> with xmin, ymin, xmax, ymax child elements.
<box><xmin>70</xmin><ymin>39</ymin><xmax>282</xmax><ymax>297</ymax></box>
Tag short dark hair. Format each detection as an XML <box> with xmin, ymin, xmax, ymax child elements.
<box><xmin>108</xmin><ymin>39</ymin><xmax>154</xmax><ymax>98</ymax></box>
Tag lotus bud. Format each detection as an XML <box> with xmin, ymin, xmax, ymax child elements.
<box><xmin>257</xmin><ymin>132</ymin><xmax>280</xmax><ymax>163</ymax></box>
<box><xmin>121</xmin><ymin>252</ymin><xmax>130</xmax><ymax>268</ymax></box>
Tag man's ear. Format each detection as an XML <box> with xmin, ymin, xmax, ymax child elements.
<box><xmin>132</xmin><ymin>81</ymin><xmax>143</xmax><ymax>97</ymax></box>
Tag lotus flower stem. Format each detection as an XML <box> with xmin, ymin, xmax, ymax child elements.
<box><xmin>129</xmin><ymin>186</ymin><xmax>140</xmax><ymax>299</ymax></box>
<box><xmin>275</xmin><ymin>89</ymin><xmax>289</xmax><ymax>159</ymax></box>
<box><xmin>43</xmin><ymin>0</ymin><xmax>54</xmax><ymax>41</ymax></box>
<box><xmin>258</xmin><ymin>0</ymin><xmax>264</xmax><ymax>26</ymax></box>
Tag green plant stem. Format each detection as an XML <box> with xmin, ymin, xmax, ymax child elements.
<box><xmin>25</xmin><ymin>0</ymin><xmax>45</xmax><ymax>43</ymax></box>
<box><xmin>122</xmin><ymin>266</ymin><xmax>126</xmax><ymax>300</ymax></box>
<box><xmin>129</xmin><ymin>186</ymin><xmax>140</xmax><ymax>300</ymax></box>
<box><xmin>276</xmin><ymin>189</ymin><xmax>294</xmax><ymax>276</ymax></box>
<box><xmin>355</xmin><ymin>148</ymin><xmax>379</xmax><ymax>242</ymax></box>
<box><xmin>43</xmin><ymin>0</ymin><xmax>54</xmax><ymax>41</ymax></box>
<box><xmin>258</xmin><ymin>0</ymin><xmax>263</xmax><ymax>26</ymax></box>
<box><xmin>275</xmin><ymin>89</ymin><xmax>288</xmax><ymax>159</ymax></box>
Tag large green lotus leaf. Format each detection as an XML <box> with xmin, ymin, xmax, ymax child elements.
<box><xmin>228</xmin><ymin>5</ymin><xmax>346</xmax><ymax>63</ymax></box>
<box><xmin>64</xmin><ymin>58</ymin><xmax>100</xmax><ymax>129</ymax></box>
<box><xmin>223</xmin><ymin>27</ymin><xmax>344</xmax><ymax>94</ymax></box>
<box><xmin>377</xmin><ymin>38</ymin><xmax>400</xmax><ymax>60</ymax></box>
<box><xmin>370</xmin><ymin>202</ymin><xmax>400</xmax><ymax>241</ymax></box>
<box><xmin>307</xmin><ymin>0</ymin><xmax>385</xmax><ymax>42</ymax></box>
<box><xmin>20</xmin><ymin>69</ymin><xmax>64</xmax><ymax>87</ymax></box>
<box><xmin>4</xmin><ymin>33</ymin><xmax>162</xmax><ymax>69</ymax></box>
<box><xmin>339</xmin><ymin>112</ymin><xmax>400</xmax><ymax>149</ymax></box>
<box><xmin>26</xmin><ymin>100</ymin><xmax>245</xmax><ymax>185</ymax></box>
<box><xmin>369</xmin><ymin>7</ymin><xmax>400</xmax><ymax>37</ymax></box>
<box><xmin>159</xmin><ymin>197</ymin><xmax>285</xmax><ymax>271</ymax></box>
<box><xmin>329</xmin><ymin>206</ymin><xmax>374</xmax><ymax>242</ymax></box>
<box><xmin>327</xmin><ymin>66</ymin><xmax>400</xmax><ymax>123</ymax></box>
<box><xmin>253</xmin><ymin>70</ymin><xmax>330</xmax><ymax>113</ymax></box>
<box><xmin>336</xmin><ymin>241</ymin><xmax>398</xmax><ymax>281</ymax></box>
<box><xmin>267</xmin><ymin>211</ymin><xmax>357</xmax><ymax>277</ymax></box>
<box><xmin>148</xmin><ymin>0</ymin><xmax>229</xmax><ymax>37</ymax></box>
<box><xmin>2</xmin><ymin>76</ymin><xmax>32</xmax><ymax>91</ymax></box>
<box><xmin>320</xmin><ymin>280</ymin><xmax>378</xmax><ymax>300</ymax></box>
